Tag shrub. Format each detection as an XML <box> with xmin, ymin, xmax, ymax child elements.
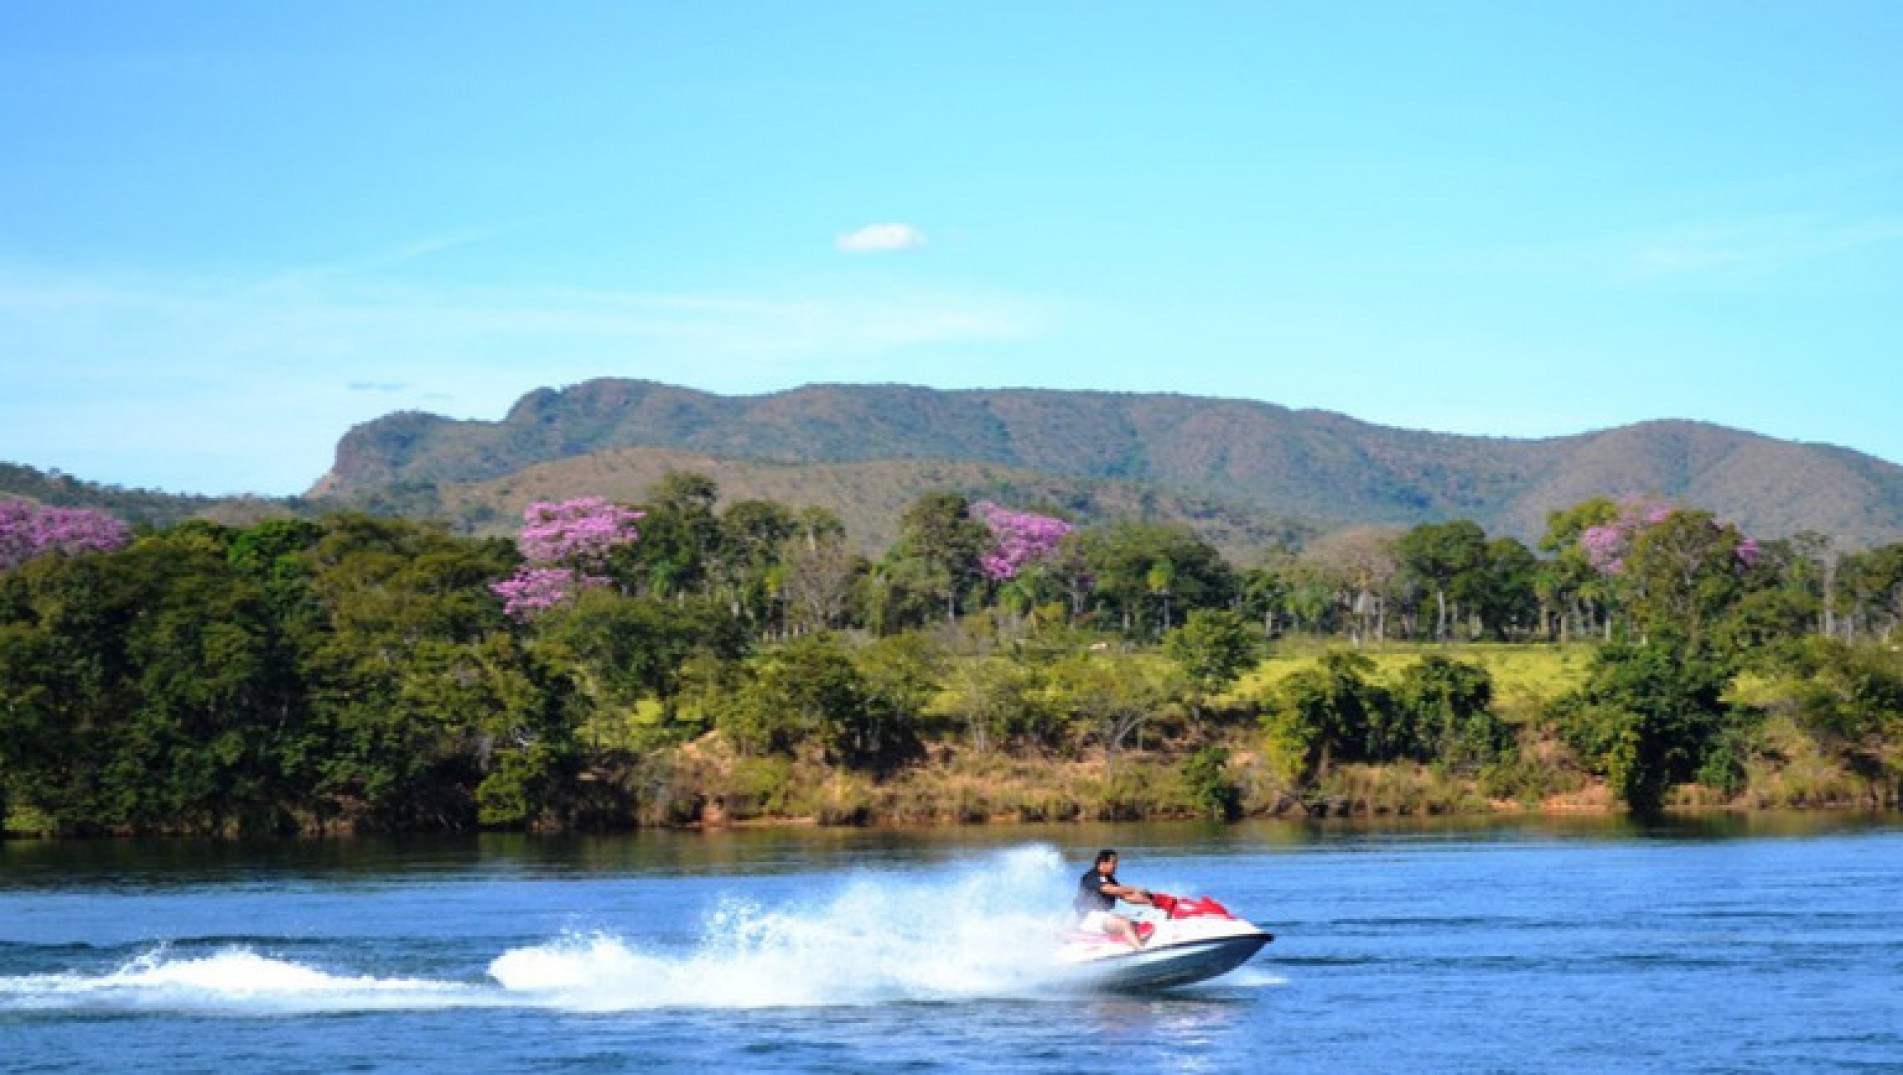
<box><xmin>1181</xmin><ymin>745</ymin><xmax>1243</xmax><ymax>820</ymax></box>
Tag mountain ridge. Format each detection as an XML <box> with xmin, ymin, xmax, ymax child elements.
<box><xmin>312</xmin><ymin>379</ymin><xmax>1903</xmax><ymax>546</ymax></box>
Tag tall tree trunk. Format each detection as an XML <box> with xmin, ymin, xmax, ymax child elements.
<box><xmin>1819</xmin><ymin>544</ymin><xmax>1839</xmax><ymax>637</ymax></box>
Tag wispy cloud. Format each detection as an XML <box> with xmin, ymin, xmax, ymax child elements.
<box><xmin>1628</xmin><ymin>215</ymin><xmax>1903</xmax><ymax>279</ymax></box>
<box><xmin>240</xmin><ymin>226</ymin><xmax>517</xmax><ymax>294</ymax></box>
<box><xmin>836</xmin><ymin>222</ymin><xmax>927</xmax><ymax>254</ymax></box>
<box><xmin>1462</xmin><ymin>212</ymin><xmax>1903</xmax><ymax>290</ymax></box>
<box><xmin>348</xmin><ymin>381</ymin><xmax>411</xmax><ymax>392</ymax></box>
<box><xmin>381</xmin><ymin>227</ymin><xmax>509</xmax><ymax>266</ymax></box>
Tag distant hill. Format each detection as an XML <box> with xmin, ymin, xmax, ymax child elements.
<box><xmin>0</xmin><ymin>463</ymin><xmax>299</xmax><ymax>530</ymax></box>
<box><xmin>312</xmin><ymin>379</ymin><xmax>1903</xmax><ymax>546</ymax></box>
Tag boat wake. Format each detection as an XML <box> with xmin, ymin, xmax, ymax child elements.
<box><xmin>0</xmin><ymin>945</ymin><xmax>492</xmax><ymax>1014</ymax></box>
<box><xmin>0</xmin><ymin>847</ymin><xmax>1281</xmax><ymax>1015</ymax></box>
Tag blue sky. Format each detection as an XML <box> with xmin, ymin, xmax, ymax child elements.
<box><xmin>3</xmin><ymin>2</ymin><xmax>1900</xmax><ymax>495</ymax></box>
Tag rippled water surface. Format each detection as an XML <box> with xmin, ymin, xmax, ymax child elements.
<box><xmin>4</xmin><ymin>814</ymin><xmax>1901</xmax><ymax>1073</ymax></box>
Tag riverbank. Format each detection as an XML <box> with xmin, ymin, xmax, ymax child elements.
<box><xmin>655</xmin><ymin>750</ymin><xmax>1896</xmax><ymax>833</ymax></box>
<box><xmin>8</xmin><ymin>735</ymin><xmax>1895</xmax><ymax>839</ymax></box>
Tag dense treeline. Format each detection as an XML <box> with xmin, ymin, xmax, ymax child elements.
<box><xmin>2</xmin><ymin>477</ymin><xmax>1901</xmax><ymax>836</ymax></box>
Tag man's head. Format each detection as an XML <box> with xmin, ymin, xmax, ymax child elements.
<box><xmin>1095</xmin><ymin>849</ymin><xmax>1118</xmax><ymax>874</ymax></box>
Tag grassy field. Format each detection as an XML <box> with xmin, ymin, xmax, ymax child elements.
<box><xmin>1229</xmin><ymin>639</ymin><xmax>1597</xmax><ymax>722</ymax></box>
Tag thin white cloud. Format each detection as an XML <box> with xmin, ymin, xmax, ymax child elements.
<box><xmin>836</xmin><ymin>222</ymin><xmax>927</xmax><ymax>254</ymax></box>
<box><xmin>381</xmin><ymin>227</ymin><xmax>510</xmax><ymax>266</ymax></box>
<box><xmin>1454</xmin><ymin>210</ymin><xmax>1903</xmax><ymax>288</ymax></box>
<box><xmin>1628</xmin><ymin>215</ymin><xmax>1903</xmax><ymax>280</ymax></box>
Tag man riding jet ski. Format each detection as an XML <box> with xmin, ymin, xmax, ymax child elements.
<box><xmin>1073</xmin><ymin>849</ymin><xmax>1153</xmax><ymax>948</ymax></box>
<box><xmin>1061</xmin><ymin>849</ymin><xmax>1274</xmax><ymax>990</ymax></box>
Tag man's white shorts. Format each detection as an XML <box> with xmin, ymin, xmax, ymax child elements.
<box><xmin>1079</xmin><ymin>910</ymin><xmax>1117</xmax><ymax>933</ymax></box>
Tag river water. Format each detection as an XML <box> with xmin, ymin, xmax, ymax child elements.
<box><xmin>3</xmin><ymin>814</ymin><xmax>1900</xmax><ymax>1073</ymax></box>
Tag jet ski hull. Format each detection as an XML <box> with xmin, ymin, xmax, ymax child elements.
<box><xmin>1060</xmin><ymin>931</ymin><xmax>1273</xmax><ymax>991</ymax></box>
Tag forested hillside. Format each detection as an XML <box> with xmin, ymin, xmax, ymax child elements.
<box><xmin>313</xmin><ymin>380</ymin><xmax>1903</xmax><ymax>546</ymax></box>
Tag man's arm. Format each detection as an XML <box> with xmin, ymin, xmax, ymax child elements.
<box><xmin>1100</xmin><ymin>880</ymin><xmax>1152</xmax><ymax>905</ymax></box>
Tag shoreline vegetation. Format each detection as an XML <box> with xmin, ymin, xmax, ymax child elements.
<box><xmin>3</xmin><ymin>478</ymin><xmax>1901</xmax><ymax>839</ymax></box>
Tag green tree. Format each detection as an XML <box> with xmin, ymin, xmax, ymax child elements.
<box><xmin>1711</xmin><ymin>536</ymin><xmax>1817</xmax><ymax>653</ymax></box>
<box><xmin>840</xmin><ymin>632</ymin><xmax>934</xmax><ymax>768</ymax></box>
<box><xmin>1555</xmin><ymin>641</ymin><xmax>1732</xmax><ymax>814</ymax></box>
<box><xmin>1393</xmin><ymin>655</ymin><xmax>1511</xmax><ymax>772</ymax></box>
<box><xmin>1477</xmin><ymin>537</ymin><xmax>1540</xmax><ymax>640</ymax></box>
<box><xmin>1260</xmin><ymin>650</ymin><xmax>1394</xmax><ymax>780</ymax></box>
<box><xmin>298</xmin><ymin>514</ymin><xmax>533</xmax><ymax>830</ymax></box>
<box><xmin>1836</xmin><ymin>543</ymin><xmax>1903</xmax><ymax>642</ymax></box>
<box><xmin>935</xmin><ymin>653</ymin><xmax>1045</xmax><ymax>752</ymax></box>
<box><xmin>1622</xmin><ymin>510</ymin><xmax>1753</xmax><ymax>647</ymax></box>
<box><xmin>1398</xmin><ymin>520</ymin><xmax>1488</xmax><ymax>641</ymax></box>
<box><xmin>622</xmin><ymin>470</ymin><xmax>722</xmax><ymax>599</ymax></box>
<box><xmin>0</xmin><ymin>527</ymin><xmax>309</xmax><ymax>834</ymax></box>
<box><xmin>1782</xmin><ymin>639</ymin><xmax>1903</xmax><ymax>792</ymax></box>
<box><xmin>534</xmin><ymin>588</ymin><xmax>746</xmax><ymax>748</ymax></box>
<box><xmin>1236</xmin><ymin>565</ymin><xmax>1289</xmax><ymax>636</ymax></box>
<box><xmin>1539</xmin><ymin>498</ymin><xmax>1622</xmax><ymax>640</ymax></box>
<box><xmin>713</xmin><ymin>498</ymin><xmax>796</xmax><ymax>631</ymax></box>
<box><xmin>1280</xmin><ymin>558</ymin><xmax>1337</xmax><ymax>635</ymax></box>
<box><xmin>862</xmin><ymin>555</ymin><xmax>956</xmax><ymax>635</ymax></box>
<box><xmin>718</xmin><ymin>634</ymin><xmax>896</xmax><ymax>768</ymax></box>
<box><xmin>1181</xmin><ymin>745</ymin><xmax>1243</xmax><ymax>820</ymax></box>
<box><xmin>1077</xmin><ymin>522</ymin><xmax>1234</xmax><ymax>639</ymax></box>
<box><xmin>889</xmin><ymin>492</ymin><xmax>989</xmax><ymax>624</ymax></box>
<box><xmin>122</xmin><ymin>532</ymin><xmax>304</xmax><ymax>832</ymax></box>
<box><xmin>1163</xmin><ymin>608</ymin><xmax>1260</xmax><ymax>727</ymax></box>
<box><xmin>0</xmin><ymin>620</ymin><xmax>64</xmax><ymax>828</ymax></box>
<box><xmin>1046</xmin><ymin>651</ymin><xmax>1173</xmax><ymax>774</ymax></box>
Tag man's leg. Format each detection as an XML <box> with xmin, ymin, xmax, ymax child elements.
<box><xmin>1109</xmin><ymin>915</ymin><xmax>1143</xmax><ymax>949</ymax></box>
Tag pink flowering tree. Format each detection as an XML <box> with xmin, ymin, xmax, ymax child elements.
<box><xmin>971</xmin><ymin>501</ymin><xmax>1075</xmax><ymax>631</ymax></box>
<box><xmin>0</xmin><ymin>499</ymin><xmax>133</xmax><ymax>574</ymax></box>
<box><xmin>1580</xmin><ymin>498</ymin><xmax>1758</xmax><ymax>576</ymax></box>
<box><xmin>971</xmin><ymin>501</ymin><xmax>1073</xmax><ymax>581</ymax></box>
<box><xmin>1576</xmin><ymin>497</ymin><xmax>1762</xmax><ymax>644</ymax></box>
<box><xmin>1579</xmin><ymin>498</ymin><xmax>1673</xmax><ymax>576</ymax></box>
<box><xmin>492</xmin><ymin>497</ymin><xmax>644</xmax><ymax>619</ymax></box>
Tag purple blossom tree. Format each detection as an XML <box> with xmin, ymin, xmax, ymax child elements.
<box><xmin>491</xmin><ymin>566</ymin><xmax>603</xmax><ymax>619</ymax></box>
<box><xmin>0</xmin><ymin>499</ymin><xmax>133</xmax><ymax>574</ymax></box>
<box><xmin>491</xmin><ymin>497</ymin><xmax>643</xmax><ymax>619</ymax></box>
<box><xmin>971</xmin><ymin>501</ymin><xmax>1073</xmax><ymax>581</ymax></box>
<box><xmin>1579</xmin><ymin>498</ymin><xmax>1672</xmax><ymax>575</ymax></box>
<box><xmin>1580</xmin><ymin>497</ymin><xmax>1759</xmax><ymax>576</ymax></box>
<box><xmin>515</xmin><ymin>497</ymin><xmax>645</xmax><ymax>564</ymax></box>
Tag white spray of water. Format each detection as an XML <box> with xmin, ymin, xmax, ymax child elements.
<box><xmin>0</xmin><ymin>945</ymin><xmax>490</xmax><ymax>1014</ymax></box>
<box><xmin>0</xmin><ymin>846</ymin><xmax>1278</xmax><ymax>1014</ymax></box>
<box><xmin>489</xmin><ymin>844</ymin><xmax>1079</xmax><ymax>1009</ymax></box>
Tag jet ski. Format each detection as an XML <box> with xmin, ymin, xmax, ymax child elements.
<box><xmin>1055</xmin><ymin>891</ymin><xmax>1273</xmax><ymax>991</ymax></box>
